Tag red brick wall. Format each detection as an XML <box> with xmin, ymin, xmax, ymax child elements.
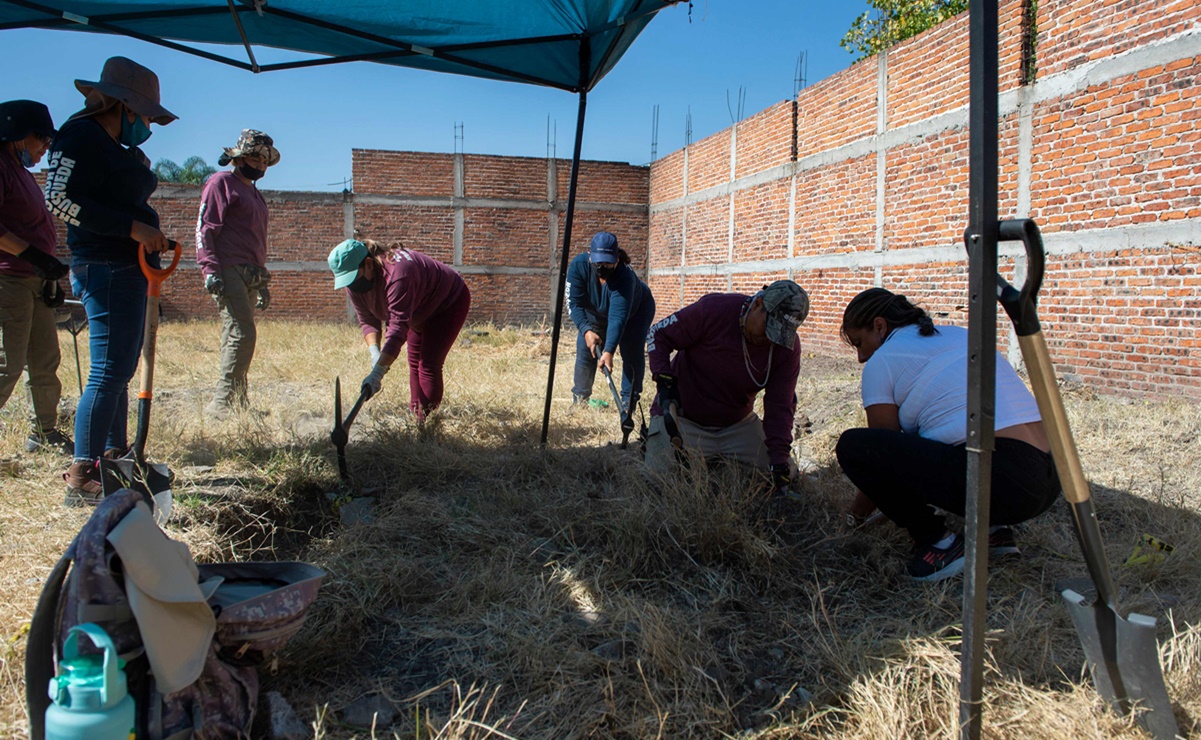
<box><xmin>43</xmin><ymin>152</ymin><xmax>647</xmax><ymax>326</ymax></box>
<box><xmin>648</xmin><ymin>0</ymin><xmax>1201</xmax><ymax>399</ymax></box>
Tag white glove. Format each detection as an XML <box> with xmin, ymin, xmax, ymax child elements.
<box><xmin>368</xmin><ymin>344</ymin><xmax>382</xmax><ymax>364</ymax></box>
<box><xmin>361</xmin><ymin>362</ymin><xmax>390</xmax><ymax>398</ymax></box>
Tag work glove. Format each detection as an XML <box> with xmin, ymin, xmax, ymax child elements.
<box><xmin>17</xmin><ymin>246</ymin><xmax>68</xmax><ymax>281</ymax></box>
<box><xmin>256</xmin><ymin>286</ymin><xmax>270</xmax><ymax>310</ymax></box>
<box><xmin>654</xmin><ymin>372</ymin><xmax>679</xmax><ymax>410</ymax></box>
<box><xmin>361</xmin><ymin>362</ymin><xmax>390</xmax><ymax>399</ymax></box>
<box><xmin>769</xmin><ymin>463</ymin><xmax>793</xmax><ymax>497</ymax></box>
<box><xmin>204</xmin><ymin>273</ymin><xmax>225</xmax><ymax>297</ymax></box>
<box><xmin>368</xmin><ymin>344</ymin><xmax>382</xmax><ymax>364</ymax></box>
<box><xmin>42</xmin><ymin>280</ymin><xmax>65</xmax><ymax>308</ymax></box>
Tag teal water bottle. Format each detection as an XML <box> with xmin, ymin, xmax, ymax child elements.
<box><xmin>45</xmin><ymin>623</ymin><xmax>135</xmax><ymax>740</ymax></box>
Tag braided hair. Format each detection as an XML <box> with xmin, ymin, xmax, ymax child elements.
<box><xmin>840</xmin><ymin>287</ymin><xmax>937</xmax><ymax>345</ymax></box>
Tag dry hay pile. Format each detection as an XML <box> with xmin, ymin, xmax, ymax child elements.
<box><xmin>1</xmin><ymin>320</ymin><xmax>1198</xmax><ymax>738</ymax></box>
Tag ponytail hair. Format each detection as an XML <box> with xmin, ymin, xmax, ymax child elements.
<box><xmin>617</xmin><ymin>248</ymin><xmax>631</xmax><ymax>266</ymax></box>
<box><xmin>360</xmin><ymin>238</ymin><xmax>404</xmax><ymax>261</ymax></box>
<box><xmin>840</xmin><ymin>287</ymin><xmax>937</xmax><ymax>344</ymax></box>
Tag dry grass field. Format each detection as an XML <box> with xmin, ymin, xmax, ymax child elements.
<box><xmin>1</xmin><ymin>318</ymin><xmax>1199</xmax><ymax>738</ymax></box>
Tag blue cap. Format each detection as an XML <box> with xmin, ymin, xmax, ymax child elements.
<box><xmin>328</xmin><ymin>239</ymin><xmax>368</xmax><ymax>290</ymax></box>
<box><xmin>589</xmin><ymin>231</ymin><xmax>619</xmax><ymax>263</ymax></box>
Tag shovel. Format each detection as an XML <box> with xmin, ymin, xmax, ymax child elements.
<box><xmin>595</xmin><ymin>347</ymin><xmax>634</xmax><ymax>448</ymax></box>
<box><xmin>100</xmin><ymin>241</ymin><xmax>181</xmax><ymax>525</ymax></box>
<box><xmin>331</xmin><ymin>376</ymin><xmax>373</xmax><ymax>480</ymax></box>
<box><xmin>995</xmin><ymin>219</ymin><xmax>1176</xmax><ymax>739</ymax></box>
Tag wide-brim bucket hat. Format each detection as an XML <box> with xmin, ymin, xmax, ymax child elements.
<box><xmin>73</xmin><ymin>56</ymin><xmax>177</xmax><ymax>125</ymax></box>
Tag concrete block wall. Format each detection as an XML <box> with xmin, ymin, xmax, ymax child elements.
<box><xmin>647</xmin><ymin>0</ymin><xmax>1201</xmax><ymax>398</ymax></box>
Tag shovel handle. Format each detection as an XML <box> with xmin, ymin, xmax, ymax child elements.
<box><xmin>996</xmin><ymin>219</ymin><xmax>1118</xmax><ymax>606</ymax></box>
<box><xmin>137</xmin><ymin>240</ymin><xmax>182</xmax><ymax>297</ymax></box>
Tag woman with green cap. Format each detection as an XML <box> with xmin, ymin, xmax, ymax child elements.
<box><xmin>328</xmin><ymin>237</ymin><xmax>471</xmax><ymax>421</ymax></box>
<box><xmin>43</xmin><ymin>57</ymin><xmax>178</xmax><ymax>506</ymax></box>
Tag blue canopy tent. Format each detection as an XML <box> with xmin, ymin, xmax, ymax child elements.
<box><xmin>5</xmin><ymin>2</ymin><xmax>1120</xmax><ymax>738</ymax></box>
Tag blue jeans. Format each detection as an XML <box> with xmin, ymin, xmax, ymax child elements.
<box><xmin>71</xmin><ymin>260</ymin><xmax>147</xmax><ymax>460</ymax></box>
<box><xmin>572</xmin><ymin>295</ymin><xmax>656</xmax><ymax>415</ymax></box>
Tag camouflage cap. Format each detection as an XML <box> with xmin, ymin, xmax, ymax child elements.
<box><xmin>219</xmin><ymin>129</ymin><xmax>280</xmax><ymax>167</ymax></box>
<box><xmin>760</xmin><ymin>280</ymin><xmax>810</xmax><ymax>350</ymax></box>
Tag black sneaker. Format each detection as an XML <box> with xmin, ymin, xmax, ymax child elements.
<box><xmin>26</xmin><ymin>428</ymin><xmax>74</xmax><ymax>455</ymax></box>
<box><xmin>907</xmin><ymin>534</ymin><xmax>966</xmax><ymax>582</ymax></box>
<box><xmin>989</xmin><ymin>526</ymin><xmax>1021</xmax><ymax>557</ymax></box>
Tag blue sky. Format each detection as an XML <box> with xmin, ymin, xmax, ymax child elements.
<box><xmin>0</xmin><ymin>1</ymin><xmax>869</xmax><ymax>191</ymax></box>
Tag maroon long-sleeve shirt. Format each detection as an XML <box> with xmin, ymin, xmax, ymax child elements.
<box><xmin>195</xmin><ymin>170</ymin><xmax>268</xmax><ymax>277</ymax></box>
<box><xmin>647</xmin><ymin>293</ymin><xmax>800</xmax><ymax>466</ymax></box>
<box><xmin>348</xmin><ymin>248</ymin><xmax>467</xmax><ymax>358</ymax></box>
<box><xmin>0</xmin><ymin>150</ymin><xmax>58</xmax><ymax>277</ymax></box>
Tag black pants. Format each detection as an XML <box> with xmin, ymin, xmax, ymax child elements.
<box><xmin>835</xmin><ymin>428</ymin><xmax>1060</xmax><ymax>545</ymax></box>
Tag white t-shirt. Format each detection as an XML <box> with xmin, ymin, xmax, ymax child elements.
<box><xmin>860</xmin><ymin>324</ymin><xmax>1042</xmax><ymax>445</ymax></box>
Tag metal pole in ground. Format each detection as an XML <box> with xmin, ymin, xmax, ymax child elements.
<box><xmin>540</xmin><ymin>81</ymin><xmax>590</xmax><ymax>446</ymax></box>
<box><xmin>960</xmin><ymin>0</ymin><xmax>1000</xmax><ymax>736</ymax></box>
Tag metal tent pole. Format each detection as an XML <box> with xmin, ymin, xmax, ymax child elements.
<box><xmin>960</xmin><ymin>0</ymin><xmax>1000</xmax><ymax>736</ymax></box>
<box><xmin>540</xmin><ymin>89</ymin><xmax>588</xmax><ymax>446</ymax></box>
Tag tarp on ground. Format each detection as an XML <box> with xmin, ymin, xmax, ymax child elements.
<box><xmin>0</xmin><ymin>0</ymin><xmax>683</xmax><ymax>91</ymax></box>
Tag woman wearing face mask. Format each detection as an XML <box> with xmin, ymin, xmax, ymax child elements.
<box><xmin>196</xmin><ymin>129</ymin><xmax>280</xmax><ymax>418</ymax></box>
<box><xmin>327</xmin><ymin>237</ymin><xmax>471</xmax><ymax>421</ymax></box>
<box><xmin>0</xmin><ymin>100</ymin><xmax>73</xmax><ymax>457</ymax></box>
<box><xmin>43</xmin><ymin>56</ymin><xmax>177</xmax><ymax>506</ymax></box>
<box><xmin>565</xmin><ymin>231</ymin><xmax>655</xmax><ymax>418</ymax></box>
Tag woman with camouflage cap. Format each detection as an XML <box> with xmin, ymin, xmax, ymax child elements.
<box><xmin>644</xmin><ymin>279</ymin><xmax>810</xmax><ymax>497</ymax></box>
<box><xmin>0</xmin><ymin>99</ymin><xmax>73</xmax><ymax>456</ymax></box>
<box><xmin>44</xmin><ymin>56</ymin><xmax>178</xmax><ymax>506</ymax></box>
<box><xmin>196</xmin><ymin>129</ymin><xmax>280</xmax><ymax>418</ymax></box>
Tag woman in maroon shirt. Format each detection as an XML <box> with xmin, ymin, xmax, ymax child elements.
<box><xmin>328</xmin><ymin>238</ymin><xmax>471</xmax><ymax>420</ymax></box>
<box><xmin>0</xmin><ymin>99</ymin><xmax>72</xmax><ymax>455</ymax></box>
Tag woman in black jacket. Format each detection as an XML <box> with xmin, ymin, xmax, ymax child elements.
<box><xmin>44</xmin><ymin>57</ymin><xmax>178</xmax><ymax>506</ymax></box>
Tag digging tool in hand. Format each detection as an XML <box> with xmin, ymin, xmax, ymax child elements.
<box><xmin>331</xmin><ymin>376</ymin><xmax>373</xmax><ymax>480</ymax></box>
<box><xmin>595</xmin><ymin>347</ymin><xmax>634</xmax><ymax>448</ymax></box>
<box><xmin>994</xmin><ymin>219</ymin><xmax>1176</xmax><ymax>739</ymax></box>
<box><xmin>99</xmin><ymin>241</ymin><xmax>182</xmax><ymax>526</ymax></box>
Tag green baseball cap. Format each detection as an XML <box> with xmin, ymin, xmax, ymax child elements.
<box><xmin>328</xmin><ymin>239</ymin><xmax>368</xmax><ymax>290</ymax></box>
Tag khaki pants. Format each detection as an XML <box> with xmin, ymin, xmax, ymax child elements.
<box><xmin>212</xmin><ymin>264</ymin><xmax>265</xmax><ymax>408</ymax></box>
<box><xmin>0</xmin><ymin>273</ymin><xmax>62</xmax><ymax>431</ymax></box>
<box><xmin>644</xmin><ymin>411</ymin><xmax>770</xmax><ymax>474</ymax></box>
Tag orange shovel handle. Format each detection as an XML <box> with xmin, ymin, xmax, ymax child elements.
<box><xmin>138</xmin><ymin>241</ymin><xmax>182</xmax><ymax>297</ymax></box>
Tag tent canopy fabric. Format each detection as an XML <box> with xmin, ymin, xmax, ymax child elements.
<box><xmin>0</xmin><ymin>0</ymin><xmax>683</xmax><ymax>91</ymax></box>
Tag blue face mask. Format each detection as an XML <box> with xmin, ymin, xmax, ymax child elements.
<box><xmin>119</xmin><ymin>108</ymin><xmax>152</xmax><ymax>147</ymax></box>
<box><xmin>17</xmin><ymin>145</ymin><xmax>34</xmax><ymax>168</ymax></box>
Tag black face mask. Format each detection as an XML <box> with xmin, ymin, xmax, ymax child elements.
<box><xmin>595</xmin><ymin>265</ymin><xmax>616</xmax><ymax>280</ymax></box>
<box><xmin>238</xmin><ymin>163</ymin><xmax>266</xmax><ymax>181</ymax></box>
<box><xmin>347</xmin><ymin>275</ymin><xmax>375</xmax><ymax>294</ymax></box>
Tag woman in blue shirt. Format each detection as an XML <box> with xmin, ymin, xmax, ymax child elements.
<box><xmin>565</xmin><ymin>232</ymin><xmax>656</xmax><ymax>422</ymax></box>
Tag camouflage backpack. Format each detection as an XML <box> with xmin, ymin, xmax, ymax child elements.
<box><xmin>26</xmin><ymin>489</ymin><xmax>324</xmax><ymax>739</ymax></box>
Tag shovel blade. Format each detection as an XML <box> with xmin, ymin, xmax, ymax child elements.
<box><xmin>1062</xmin><ymin>589</ymin><xmax>1177</xmax><ymax>739</ymax></box>
<box><xmin>98</xmin><ymin>458</ymin><xmax>174</xmax><ymax>525</ymax></box>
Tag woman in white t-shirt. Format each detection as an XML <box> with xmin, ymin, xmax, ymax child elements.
<box><xmin>835</xmin><ymin>288</ymin><xmax>1059</xmax><ymax>582</ymax></box>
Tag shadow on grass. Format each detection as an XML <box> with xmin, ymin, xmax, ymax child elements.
<box><xmin>160</xmin><ymin>408</ymin><xmax>1201</xmax><ymax>737</ymax></box>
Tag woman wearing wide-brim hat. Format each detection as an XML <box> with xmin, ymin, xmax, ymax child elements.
<box><xmin>43</xmin><ymin>56</ymin><xmax>179</xmax><ymax>506</ymax></box>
